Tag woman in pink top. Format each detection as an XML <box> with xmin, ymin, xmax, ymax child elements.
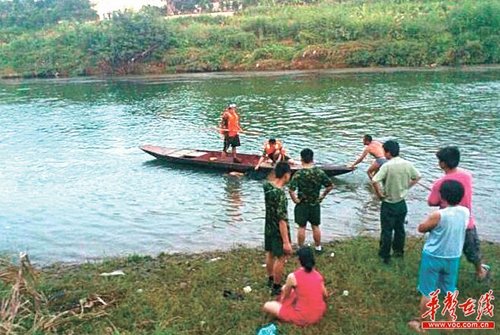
<box><xmin>262</xmin><ymin>247</ymin><xmax>328</xmax><ymax>326</ymax></box>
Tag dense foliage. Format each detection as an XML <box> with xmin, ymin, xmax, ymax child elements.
<box><xmin>0</xmin><ymin>0</ymin><xmax>97</xmax><ymax>29</ymax></box>
<box><xmin>0</xmin><ymin>0</ymin><xmax>498</xmax><ymax>77</ymax></box>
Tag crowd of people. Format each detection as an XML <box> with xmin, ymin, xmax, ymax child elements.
<box><xmin>218</xmin><ymin>103</ymin><xmax>490</xmax><ymax>331</ymax></box>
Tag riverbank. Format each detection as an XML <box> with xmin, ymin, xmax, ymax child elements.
<box><xmin>2</xmin><ymin>64</ymin><xmax>500</xmax><ymax>84</ymax></box>
<box><xmin>1</xmin><ymin>237</ymin><xmax>498</xmax><ymax>334</ymax></box>
<box><xmin>0</xmin><ymin>0</ymin><xmax>498</xmax><ymax>78</ymax></box>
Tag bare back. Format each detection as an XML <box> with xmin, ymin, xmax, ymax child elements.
<box><xmin>367</xmin><ymin>141</ymin><xmax>384</xmax><ymax>158</ymax></box>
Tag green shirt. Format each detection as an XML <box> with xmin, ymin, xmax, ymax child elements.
<box><xmin>372</xmin><ymin>156</ymin><xmax>420</xmax><ymax>203</ymax></box>
<box><xmin>264</xmin><ymin>181</ymin><xmax>288</xmax><ymax>236</ymax></box>
<box><xmin>288</xmin><ymin>167</ymin><xmax>333</xmax><ymax>204</ymax></box>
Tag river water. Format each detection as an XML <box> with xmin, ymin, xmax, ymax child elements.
<box><xmin>1</xmin><ymin>69</ymin><xmax>499</xmax><ymax>264</ymax></box>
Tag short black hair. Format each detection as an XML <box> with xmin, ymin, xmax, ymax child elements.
<box><xmin>383</xmin><ymin>140</ymin><xmax>400</xmax><ymax>157</ymax></box>
<box><xmin>297</xmin><ymin>247</ymin><xmax>315</xmax><ymax>273</ymax></box>
<box><xmin>269</xmin><ymin>138</ymin><xmax>276</xmax><ymax>144</ymax></box>
<box><xmin>439</xmin><ymin>179</ymin><xmax>464</xmax><ymax>206</ymax></box>
<box><xmin>300</xmin><ymin>148</ymin><xmax>314</xmax><ymax>163</ymax></box>
<box><xmin>274</xmin><ymin>161</ymin><xmax>291</xmax><ymax>178</ymax></box>
<box><xmin>364</xmin><ymin>134</ymin><xmax>372</xmax><ymax>142</ymax></box>
<box><xmin>436</xmin><ymin>146</ymin><xmax>460</xmax><ymax>169</ymax></box>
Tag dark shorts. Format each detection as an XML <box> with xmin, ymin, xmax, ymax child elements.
<box><xmin>375</xmin><ymin>157</ymin><xmax>387</xmax><ymax>166</ymax></box>
<box><xmin>265</xmin><ymin>232</ymin><xmax>289</xmax><ymax>257</ymax></box>
<box><xmin>276</xmin><ymin>154</ymin><xmax>291</xmax><ymax>162</ymax></box>
<box><xmin>294</xmin><ymin>203</ymin><xmax>321</xmax><ymax>227</ymax></box>
<box><xmin>223</xmin><ymin>135</ymin><xmax>240</xmax><ymax>151</ymax></box>
<box><xmin>463</xmin><ymin>227</ymin><xmax>482</xmax><ymax>265</ymax></box>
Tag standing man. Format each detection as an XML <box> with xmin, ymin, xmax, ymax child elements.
<box><xmin>372</xmin><ymin>140</ymin><xmax>421</xmax><ymax>264</ymax></box>
<box><xmin>427</xmin><ymin>146</ymin><xmax>490</xmax><ymax>280</ymax></box>
<box><xmin>264</xmin><ymin>162</ymin><xmax>293</xmax><ymax>296</ymax></box>
<box><xmin>220</xmin><ymin>103</ymin><xmax>242</xmax><ymax>163</ymax></box>
<box><xmin>350</xmin><ymin>134</ymin><xmax>387</xmax><ymax>179</ymax></box>
<box><xmin>288</xmin><ymin>149</ymin><xmax>334</xmax><ymax>254</ymax></box>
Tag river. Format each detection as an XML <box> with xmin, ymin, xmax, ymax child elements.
<box><xmin>1</xmin><ymin>69</ymin><xmax>499</xmax><ymax>264</ymax></box>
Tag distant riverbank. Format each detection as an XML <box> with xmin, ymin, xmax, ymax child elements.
<box><xmin>1</xmin><ymin>237</ymin><xmax>498</xmax><ymax>334</ymax></box>
<box><xmin>1</xmin><ymin>0</ymin><xmax>498</xmax><ymax>79</ymax></box>
<box><xmin>2</xmin><ymin>64</ymin><xmax>500</xmax><ymax>82</ymax></box>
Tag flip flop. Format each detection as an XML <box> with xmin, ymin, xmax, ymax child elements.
<box><xmin>223</xmin><ymin>290</ymin><xmax>244</xmax><ymax>301</ymax></box>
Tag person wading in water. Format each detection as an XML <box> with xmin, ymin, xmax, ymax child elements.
<box><xmin>350</xmin><ymin>134</ymin><xmax>387</xmax><ymax>180</ymax></box>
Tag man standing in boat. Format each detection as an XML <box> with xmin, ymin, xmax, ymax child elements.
<box><xmin>288</xmin><ymin>149</ymin><xmax>334</xmax><ymax>254</ymax></box>
<box><xmin>220</xmin><ymin>103</ymin><xmax>242</xmax><ymax>163</ymax></box>
<box><xmin>350</xmin><ymin>134</ymin><xmax>387</xmax><ymax>180</ymax></box>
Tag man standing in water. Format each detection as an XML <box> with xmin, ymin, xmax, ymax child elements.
<box><xmin>372</xmin><ymin>140</ymin><xmax>420</xmax><ymax>264</ymax></box>
<box><xmin>264</xmin><ymin>162</ymin><xmax>293</xmax><ymax>295</ymax></box>
<box><xmin>427</xmin><ymin>146</ymin><xmax>490</xmax><ymax>280</ymax></box>
<box><xmin>350</xmin><ymin>134</ymin><xmax>387</xmax><ymax>179</ymax></box>
<box><xmin>220</xmin><ymin>103</ymin><xmax>242</xmax><ymax>163</ymax></box>
<box><xmin>288</xmin><ymin>149</ymin><xmax>334</xmax><ymax>254</ymax></box>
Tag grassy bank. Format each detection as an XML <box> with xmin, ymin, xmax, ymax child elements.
<box><xmin>1</xmin><ymin>237</ymin><xmax>498</xmax><ymax>334</ymax></box>
<box><xmin>0</xmin><ymin>0</ymin><xmax>499</xmax><ymax>78</ymax></box>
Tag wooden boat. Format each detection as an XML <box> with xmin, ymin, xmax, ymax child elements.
<box><xmin>140</xmin><ymin>145</ymin><xmax>354</xmax><ymax>177</ymax></box>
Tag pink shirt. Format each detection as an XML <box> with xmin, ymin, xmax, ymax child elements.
<box><xmin>427</xmin><ymin>168</ymin><xmax>475</xmax><ymax>229</ymax></box>
<box><xmin>278</xmin><ymin>268</ymin><xmax>326</xmax><ymax>326</ymax></box>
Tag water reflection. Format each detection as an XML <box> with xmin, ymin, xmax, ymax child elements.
<box><xmin>223</xmin><ymin>174</ymin><xmax>244</xmax><ymax>225</ymax></box>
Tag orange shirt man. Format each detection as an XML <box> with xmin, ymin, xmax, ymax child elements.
<box><xmin>220</xmin><ymin>103</ymin><xmax>242</xmax><ymax>163</ymax></box>
<box><xmin>255</xmin><ymin>139</ymin><xmax>288</xmax><ymax>170</ymax></box>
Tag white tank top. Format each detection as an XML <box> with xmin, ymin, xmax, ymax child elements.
<box><xmin>423</xmin><ymin>206</ymin><xmax>469</xmax><ymax>258</ymax></box>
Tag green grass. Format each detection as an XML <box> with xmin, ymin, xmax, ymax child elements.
<box><xmin>2</xmin><ymin>237</ymin><xmax>498</xmax><ymax>334</ymax></box>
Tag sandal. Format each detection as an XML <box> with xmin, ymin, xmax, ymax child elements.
<box><xmin>408</xmin><ymin>319</ymin><xmax>426</xmax><ymax>334</ymax></box>
<box><xmin>222</xmin><ymin>290</ymin><xmax>244</xmax><ymax>301</ymax></box>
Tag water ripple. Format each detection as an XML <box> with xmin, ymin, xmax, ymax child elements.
<box><xmin>0</xmin><ymin>70</ymin><xmax>499</xmax><ymax>264</ymax></box>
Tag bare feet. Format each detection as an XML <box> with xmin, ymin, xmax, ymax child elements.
<box><xmin>477</xmin><ymin>264</ymin><xmax>491</xmax><ymax>282</ymax></box>
<box><xmin>408</xmin><ymin>319</ymin><xmax>426</xmax><ymax>333</ymax></box>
